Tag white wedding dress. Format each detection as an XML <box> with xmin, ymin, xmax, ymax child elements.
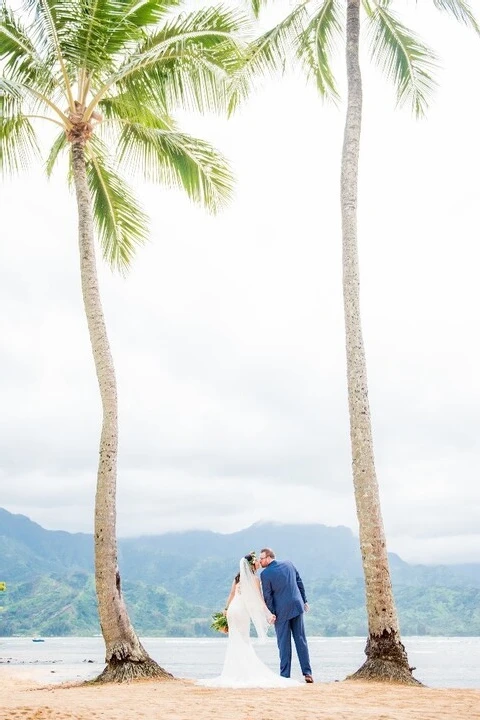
<box><xmin>198</xmin><ymin>581</ymin><xmax>300</xmax><ymax>688</ymax></box>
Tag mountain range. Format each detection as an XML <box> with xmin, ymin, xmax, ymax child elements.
<box><xmin>1</xmin><ymin>507</ymin><xmax>479</xmax><ymax>637</ymax></box>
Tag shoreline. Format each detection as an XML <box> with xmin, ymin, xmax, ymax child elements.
<box><xmin>1</xmin><ymin>672</ymin><xmax>479</xmax><ymax>720</ymax></box>
<box><xmin>3</xmin><ymin>636</ymin><xmax>480</xmax><ymax>689</ymax></box>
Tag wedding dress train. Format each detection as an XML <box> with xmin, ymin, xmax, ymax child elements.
<box><xmin>198</xmin><ymin>586</ymin><xmax>301</xmax><ymax>688</ymax></box>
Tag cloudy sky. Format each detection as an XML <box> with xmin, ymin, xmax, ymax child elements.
<box><xmin>1</xmin><ymin>2</ymin><xmax>479</xmax><ymax>566</ymax></box>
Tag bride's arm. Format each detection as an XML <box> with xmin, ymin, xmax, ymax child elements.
<box><xmin>223</xmin><ymin>579</ymin><xmax>236</xmax><ymax>615</ymax></box>
<box><xmin>255</xmin><ymin>576</ymin><xmax>275</xmax><ymax>623</ymax></box>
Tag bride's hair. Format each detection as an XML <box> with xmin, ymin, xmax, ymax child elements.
<box><xmin>234</xmin><ymin>552</ymin><xmax>256</xmax><ymax>584</ymax></box>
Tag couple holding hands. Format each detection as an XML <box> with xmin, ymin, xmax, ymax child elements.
<box><xmin>199</xmin><ymin>548</ymin><xmax>313</xmax><ymax>688</ymax></box>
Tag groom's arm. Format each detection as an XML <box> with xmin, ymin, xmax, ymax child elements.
<box><xmin>261</xmin><ymin>573</ymin><xmax>275</xmax><ymax>615</ymax></box>
<box><xmin>295</xmin><ymin>567</ymin><xmax>308</xmax><ymax>604</ymax></box>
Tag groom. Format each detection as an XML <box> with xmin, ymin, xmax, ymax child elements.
<box><xmin>259</xmin><ymin>548</ymin><xmax>313</xmax><ymax>683</ymax></box>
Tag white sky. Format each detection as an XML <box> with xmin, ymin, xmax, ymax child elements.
<box><xmin>1</xmin><ymin>2</ymin><xmax>480</xmax><ymax>565</ymax></box>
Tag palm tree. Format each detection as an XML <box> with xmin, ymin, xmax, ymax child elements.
<box><xmin>0</xmin><ymin>0</ymin><xmax>246</xmax><ymax>682</ymax></box>
<box><xmin>236</xmin><ymin>0</ymin><xmax>478</xmax><ymax>682</ymax></box>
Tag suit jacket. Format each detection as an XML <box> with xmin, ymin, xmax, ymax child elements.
<box><xmin>261</xmin><ymin>560</ymin><xmax>307</xmax><ymax>623</ymax></box>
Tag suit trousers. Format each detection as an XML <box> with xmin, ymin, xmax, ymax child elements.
<box><xmin>274</xmin><ymin>613</ymin><xmax>312</xmax><ymax>678</ymax></box>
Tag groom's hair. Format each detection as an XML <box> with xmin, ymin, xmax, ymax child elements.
<box><xmin>260</xmin><ymin>547</ymin><xmax>275</xmax><ymax>559</ymax></box>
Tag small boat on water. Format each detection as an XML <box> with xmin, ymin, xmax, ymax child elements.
<box><xmin>32</xmin><ymin>638</ymin><xmax>45</xmax><ymax>643</ymax></box>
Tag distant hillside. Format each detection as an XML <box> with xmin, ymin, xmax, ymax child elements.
<box><xmin>1</xmin><ymin>508</ymin><xmax>479</xmax><ymax>636</ymax></box>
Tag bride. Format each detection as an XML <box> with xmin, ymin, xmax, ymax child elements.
<box><xmin>198</xmin><ymin>552</ymin><xmax>301</xmax><ymax>688</ymax></box>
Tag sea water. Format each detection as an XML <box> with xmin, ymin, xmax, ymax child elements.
<box><xmin>1</xmin><ymin>636</ymin><xmax>479</xmax><ymax>689</ymax></box>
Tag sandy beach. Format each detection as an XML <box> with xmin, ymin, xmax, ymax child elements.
<box><xmin>1</xmin><ymin>672</ymin><xmax>479</xmax><ymax>720</ymax></box>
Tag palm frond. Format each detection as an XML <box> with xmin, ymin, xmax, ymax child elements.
<box><xmin>96</xmin><ymin>0</ymin><xmax>182</xmax><ymax>56</ymax></box>
<box><xmin>119</xmin><ymin>50</ymin><xmax>237</xmax><ymax>116</ymax></box>
<box><xmin>22</xmin><ymin>0</ymin><xmax>75</xmax><ymax>108</ymax></box>
<box><xmin>0</xmin><ymin>76</ymin><xmax>22</xmax><ymax>103</ymax></box>
<box><xmin>432</xmin><ymin>0</ymin><xmax>480</xmax><ymax>33</ymax></box>
<box><xmin>140</xmin><ymin>4</ymin><xmax>248</xmax><ymax>47</ymax></box>
<box><xmin>66</xmin><ymin>0</ymin><xmax>179</xmax><ymax>77</ymax></box>
<box><xmin>0</xmin><ymin>4</ymin><xmax>58</xmax><ymax>92</ymax></box>
<box><xmin>72</xmin><ymin>0</ymin><xmax>121</xmax><ymax>76</ymax></box>
<box><xmin>45</xmin><ymin>128</ymin><xmax>68</xmax><ymax>176</ymax></box>
<box><xmin>120</xmin><ymin>0</ymin><xmax>180</xmax><ymax>26</ymax></box>
<box><xmin>368</xmin><ymin>5</ymin><xmax>438</xmax><ymax>117</ymax></box>
<box><xmin>115</xmin><ymin>122</ymin><xmax>234</xmax><ymax>213</ymax></box>
<box><xmin>227</xmin><ymin>1</ymin><xmax>310</xmax><ymax>115</ymax></box>
<box><xmin>99</xmin><ymin>92</ymin><xmax>174</xmax><ymax>129</ymax></box>
<box><xmin>297</xmin><ymin>0</ymin><xmax>342</xmax><ymax>102</ymax></box>
<box><xmin>246</xmin><ymin>0</ymin><xmax>269</xmax><ymax>19</ymax></box>
<box><xmin>0</xmin><ymin>75</ymin><xmax>69</xmax><ymax>124</ymax></box>
<box><xmin>86</xmin><ymin>6</ymin><xmax>248</xmax><ymax>116</ymax></box>
<box><xmin>96</xmin><ymin>92</ymin><xmax>174</xmax><ymax>149</ymax></box>
<box><xmin>86</xmin><ymin>137</ymin><xmax>149</xmax><ymax>271</ymax></box>
<box><xmin>0</xmin><ymin>104</ymin><xmax>40</xmax><ymax>175</ymax></box>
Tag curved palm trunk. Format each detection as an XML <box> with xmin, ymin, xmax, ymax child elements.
<box><xmin>71</xmin><ymin>141</ymin><xmax>173</xmax><ymax>683</ymax></box>
<box><xmin>340</xmin><ymin>0</ymin><xmax>418</xmax><ymax>684</ymax></box>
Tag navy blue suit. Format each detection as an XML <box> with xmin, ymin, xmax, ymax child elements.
<box><xmin>261</xmin><ymin>560</ymin><xmax>312</xmax><ymax>678</ymax></box>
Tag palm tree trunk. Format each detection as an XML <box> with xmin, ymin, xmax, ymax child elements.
<box><xmin>340</xmin><ymin>0</ymin><xmax>418</xmax><ymax>684</ymax></box>
<box><xmin>71</xmin><ymin>141</ymin><xmax>173</xmax><ymax>683</ymax></box>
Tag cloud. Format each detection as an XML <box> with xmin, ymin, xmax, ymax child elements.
<box><xmin>1</xmin><ymin>4</ymin><xmax>480</xmax><ymax>565</ymax></box>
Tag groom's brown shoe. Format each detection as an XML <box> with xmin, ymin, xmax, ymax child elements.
<box><xmin>304</xmin><ymin>674</ymin><xmax>314</xmax><ymax>683</ymax></box>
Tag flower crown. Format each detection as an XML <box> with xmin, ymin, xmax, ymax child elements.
<box><xmin>245</xmin><ymin>551</ymin><xmax>257</xmax><ymax>566</ymax></box>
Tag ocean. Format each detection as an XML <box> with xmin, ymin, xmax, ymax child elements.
<box><xmin>1</xmin><ymin>636</ymin><xmax>479</xmax><ymax>688</ymax></box>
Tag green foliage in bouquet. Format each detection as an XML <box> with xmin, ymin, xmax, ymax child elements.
<box><xmin>211</xmin><ymin>611</ymin><xmax>228</xmax><ymax>634</ymax></box>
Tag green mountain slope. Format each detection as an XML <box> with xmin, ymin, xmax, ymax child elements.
<box><xmin>1</xmin><ymin>508</ymin><xmax>479</xmax><ymax>636</ymax></box>
<box><xmin>0</xmin><ymin>572</ymin><xmax>212</xmax><ymax>637</ymax></box>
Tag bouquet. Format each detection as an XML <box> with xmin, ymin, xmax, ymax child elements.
<box><xmin>211</xmin><ymin>611</ymin><xmax>229</xmax><ymax>634</ymax></box>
